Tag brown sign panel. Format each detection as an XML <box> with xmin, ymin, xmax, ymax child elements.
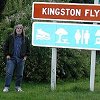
<box><xmin>32</xmin><ymin>2</ymin><xmax>100</xmax><ymax>22</ymax></box>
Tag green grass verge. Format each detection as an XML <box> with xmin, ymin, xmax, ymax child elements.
<box><xmin>0</xmin><ymin>64</ymin><xmax>100</xmax><ymax>100</ymax></box>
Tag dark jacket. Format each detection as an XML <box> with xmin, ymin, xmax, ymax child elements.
<box><xmin>4</xmin><ymin>34</ymin><xmax>30</xmax><ymax>58</ymax></box>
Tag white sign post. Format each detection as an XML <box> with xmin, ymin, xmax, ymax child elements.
<box><xmin>51</xmin><ymin>48</ymin><xmax>57</xmax><ymax>90</ymax></box>
<box><xmin>90</xmin><ymin>0</ymin><xmax>98</xmax><ymax>92</ymax></box>
<box><xmin>51</xmin><ymin>0</ymin><xmax>57</xmax><ymax>90</ymax></box>
<box><xmin>90</xmin><ymin>50</ymin><xmax>96</xmax><ymax>91</ymax></box>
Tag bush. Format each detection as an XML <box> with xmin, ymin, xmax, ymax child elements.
<box><xmin>0</xmin><ymin>0</ymin><xmax>91</xmax><ymax>82</ymax></box>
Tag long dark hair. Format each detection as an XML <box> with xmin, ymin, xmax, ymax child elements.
<box><xmin>12</xmin><ymin>24</ymin><xmax>25</xmax><ymax>37</ymax></box>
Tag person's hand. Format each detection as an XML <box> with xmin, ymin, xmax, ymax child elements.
<box><xmin>6</xmin><ymin>55</ymin><xmax>10</xmax><ymax>60</ymax></box>
<box><xmin>23</xmin><ymin>56</ymin><xmax>27</xmax><ymax>61</ymax></box>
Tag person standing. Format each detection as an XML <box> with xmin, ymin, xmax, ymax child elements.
<box><xmin>3</xmin><ymin>24</ymin><xmax>30</xmax><ymax>92</ymax></box>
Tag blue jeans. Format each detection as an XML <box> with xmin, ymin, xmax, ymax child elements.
<box><xmin>4</xmin><ymin>58</ymin><xmax>25</xmax><ymax>87</ymax></box>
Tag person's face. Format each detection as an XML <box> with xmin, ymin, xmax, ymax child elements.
<box><xmin>16</xmin><ymin>25</ymin><xmax>23</xmax><ymax>35</ymax></box>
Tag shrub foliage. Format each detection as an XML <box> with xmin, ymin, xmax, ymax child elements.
<box><xmin>0</xmin><ymin>0</ymin><xmax>92</xmax><ymax>82</ymax></box>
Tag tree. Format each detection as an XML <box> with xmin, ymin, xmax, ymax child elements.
<box><xmin>0</xmin><ymin>0</ymin><xmax>91</xmax><ymax>82</ymax></box>
<box><xmin>0</xmin><ymin>0</ymin><xmax>7</xmax><ymax>16</ymax></box>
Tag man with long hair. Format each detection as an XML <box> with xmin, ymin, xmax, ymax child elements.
<box><xmin>3</xmin><ymin>24</ymin><xmax>30</xmax><ymax>92</ymax></box>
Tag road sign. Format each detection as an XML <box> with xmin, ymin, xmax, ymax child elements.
<box><xmin>32</xmin><ymin>2</ymin><xmax>100</xmax><ymax>22</ymax></box>
<box><xmin>32</xmin><ymin>22</ymin><xmax>100</xmax><ymax>50</ymax></box>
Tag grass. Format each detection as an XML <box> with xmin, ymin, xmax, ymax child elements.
<box><xmin>0</xmin><ymin>64</ymin><xmax>100</xmax><ymax>100</ymax></box>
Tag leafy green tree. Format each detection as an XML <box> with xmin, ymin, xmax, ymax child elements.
<box><xmin>0</xmin><ymin>0</ymin><xmax>91</xmax><ymax>82</ymax></box>
<box><xmin>0</xmin><ymin>0</ymin><xmax>7</xmax><ymax>14</ymax></box>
